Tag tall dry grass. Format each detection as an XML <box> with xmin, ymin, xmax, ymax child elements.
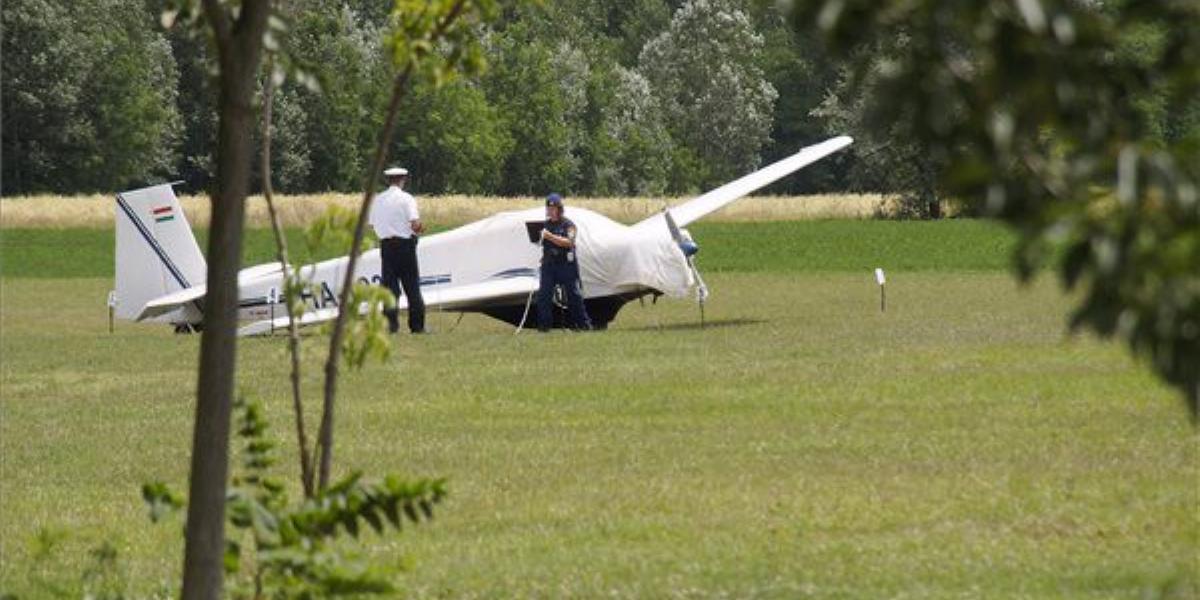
<box><xmin>0</xmin><ymin>192</ymin><xmax>896</xmax><ymax>229</ymax></box>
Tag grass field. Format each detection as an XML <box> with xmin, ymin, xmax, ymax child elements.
<box><xmin>0</xmin><ymin>220</ymin><xmax>1015</xmax><ymax>279</ymax></box>
<box><xmin>1</xmin><ymin>220</ymin><xmax>1196</xmax><ymax>598</ymax></box>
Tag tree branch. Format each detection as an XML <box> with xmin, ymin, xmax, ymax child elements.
<box><xmin>313</xmin><ymin>0</ymin><xmax>470</xmax><ymax>493</ymax></box>
<box><xmin>316</xmin><ymin>63</ymin><xmax>414</xmax><ymax>491</ymax></box>
<box><xmin>260</xmin><ymin>53</ymin><xmax>315</xmax><ymax>498</ymax></box>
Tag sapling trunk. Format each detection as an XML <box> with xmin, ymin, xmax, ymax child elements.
<box><xmin>259</xmin><ymin>53</ymin><xmax>315</xmax><ymax>498</ymax></box>
<box><xmin>315</xmin><ymin>0</ymin><xmax>468</xmax><ymax>492</ymax></box>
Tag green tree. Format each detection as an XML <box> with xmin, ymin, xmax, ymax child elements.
<box><xmin>789</xmin><ymin>0</ymin><xmax>1200</xmax><ymax>413</ymax></box>
<box><xmin>512</xmin><ymin>0</ymin><xmax>672</xmax><ymax>67</ymax></box>
<box><xmin>164</xmin><ymin>24</ymin><xmax>219</xmax><ymax>191</ymax></box>
<box><xmin>591</xmin><ymin>66</ymin><xmax>673</xmax><ymax>195</ymax></box>
<box><xmin>266</xmin><ymin>86</ymin><xmax>313</xmax><ymax>193</ymax></box>
<box><xmin>812</xmin><ymin>56</ymin><xmax>947</xmax><ymax>218</ymax></box>
<box><xmin>284</xmin><ymin>1</ymin><xmax>391</xmax><ymax>191</ymax></box>
<box><xmin>639</xmin><ymin>0</ymin><xmax>778</xmax><ymax>190</ymax></box>
<box><xmin>1</xmin><ymin>0</ymin><xmax>180</xmax><ymax>194</ymax></box>
<box><xmin>608</xmin><ymin>0</ymin><xmax>674</xmax><ymax>67</ymax></box>
<box><xmin>750</xmin><ymin>3</ymin><xmax>850</xmax><ymax>194</ymax></box>
<box><xmin>484</xmin><ymin>25</ymin><xmax>590</xmax><ymax>194</ymax></box>
<box><xmin>393</xmin><ymin>80</ymin><xmax>512</xmax><ymax>194</ymax></box>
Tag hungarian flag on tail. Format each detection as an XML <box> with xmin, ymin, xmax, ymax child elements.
<box><xmin>152</xmin><ymin>206</ymin><xmax>174</xmax><ymax>223</ymax></box>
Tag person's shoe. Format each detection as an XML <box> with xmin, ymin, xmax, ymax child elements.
<box><xmin>410</xmin><ymin>329</ymin><xmax>430</xmax><ymax>335</ymax></box>
<box><xmin>537</xmin><ymin>327</ymin><xmax>550</xmax><ymax>333</ymax></box>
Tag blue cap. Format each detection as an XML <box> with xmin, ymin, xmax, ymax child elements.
<box><xmin>546</xmin><ymin>193</ymin><xmax>563</xmax><ymax>207</ymax></box>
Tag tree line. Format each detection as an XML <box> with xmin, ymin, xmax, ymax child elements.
<box><xmin>5</xmin><ymin>0</ymin><xmax>1192</xmax><ymax>205</ymax></box>
<box><xmin>3</xmin><ymin>0</ymin><xmax>855</xmax><ymax>198</ymax></box>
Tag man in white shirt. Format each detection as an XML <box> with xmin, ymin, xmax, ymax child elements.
<box><xmin>369</xmin><ymin>167</ymin><xmax>426</xmax><ymax>334</ymax></box>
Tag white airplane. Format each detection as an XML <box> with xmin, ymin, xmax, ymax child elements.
<box><xmin>113</xmin><ymin>136</ymin><xmax>852</xmax><ymax>335</ymax></box>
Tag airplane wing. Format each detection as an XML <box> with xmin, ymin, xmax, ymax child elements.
<box><xmin>237</xmin><ymin>274</ymin><xmax>540</xmax><ymax>336</ymax></box>
<box><xmin>639</xmin><ymin>136</ymin><xmax>853</xmax><ymax>229</ymax></box>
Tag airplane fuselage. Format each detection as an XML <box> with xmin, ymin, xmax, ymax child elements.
<box><xmin>232</xmin><ymin>207</ymin><xmax>692</xmax><ymax>329</ymax></box>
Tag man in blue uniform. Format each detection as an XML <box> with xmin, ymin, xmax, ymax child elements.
<box><xmin>537</xmin><ymin>193</ymin><xmax>592</xmax><ymax>332</ymax></box>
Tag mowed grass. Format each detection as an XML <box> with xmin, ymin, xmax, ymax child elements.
<box><xmin>1</xmin><ymin>221</ymin><xmax>1196</xmax><ymax>598</ymax></box>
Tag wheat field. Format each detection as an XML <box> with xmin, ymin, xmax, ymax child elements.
<box><xmin>0</xmin><ymin>193</ymin><xmax>894</xmax><ymax>229</ymax></box>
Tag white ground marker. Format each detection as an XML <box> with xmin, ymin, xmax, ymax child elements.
<box><xmin>107</xmin><ymin>290</ymin><xmax>117</xmax><ymax>333</ymax></box>
<box><xmin>875</xmin><ymin>268</ymin><xmax>887</xmax><ymax>313</ymax></box>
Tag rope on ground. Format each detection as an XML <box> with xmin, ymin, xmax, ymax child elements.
<box><xmin>515</xmin><ymin>286</ymin><xmax>537</xmax><ymax>334</ymax></box>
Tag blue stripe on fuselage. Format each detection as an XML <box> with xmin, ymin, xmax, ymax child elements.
<box><xmin>419</xmin><ymin>274</ymin><xmax>451</xmax><ymax>286</ymax></box>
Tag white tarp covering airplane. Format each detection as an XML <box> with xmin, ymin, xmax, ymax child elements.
<box><xmin>113</xmin><ymin>136</ymin><xmax>852</xmax><ymax>335</ymax></box>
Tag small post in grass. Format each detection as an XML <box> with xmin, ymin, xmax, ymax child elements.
<box><xmin>874</xmin><ymin>268</ymin><xmax>886</xmax><ymax>313</ymax></box>
<box><xmin>107</xmin><ymin>290</ymin><xmax>117</xmax><ymax>333</ymax></box>
<box><xmin>268</xmin><ymin>286</ymin><xmax>278</xmax><ymax>335</ymax></box>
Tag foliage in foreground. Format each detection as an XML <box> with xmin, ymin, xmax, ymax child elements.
<box><xmin>790</xmin><ymin>0</ymin><xmax>1200</xmax><ymax>414</ymax></box>
<box><xmin>144</xmin><ymin>398</ymin><xmax>447</xmax><ymax>598</ymax></box>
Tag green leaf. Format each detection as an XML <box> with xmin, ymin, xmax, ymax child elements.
<box><xmin>142</xmin><ymin>481</ymin><xmax>184</xmax><ymax>523</ymax></box>
<box><xmin>382</xmin><ymin>498</ymin><xmax>402</xmax><ymax>528</ymax></box>
<box><xmin>403</xmin><ymin>502</ymin><xmax>420</xmax><ymax>524</ymax></box>
<box><xmin>223</xmin><ymin>539</ymin><xmax>241</xmax><ymax>575</ymax></box>
<box><xmin>361</xmin><ymin>507</ymin><xmax>385</xmax><ymax>534</ymax></box>
<box><xmin>341</xmin><ymin>512</ymin><xmax>360</xmax><ymax>538</ymax></box>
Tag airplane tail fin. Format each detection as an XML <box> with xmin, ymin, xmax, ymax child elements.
<box><xmin>114</xmin><ymin>184</ymin><xmax>206</xmax><ymax>322</ymax></box>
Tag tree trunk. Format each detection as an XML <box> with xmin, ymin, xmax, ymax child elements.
<box><xmin>919</xmin><ymin>156</ymin><xmax>941</xmax><ymax>220</ymax></box>
<box><xmin>180</xmin><ymin>2</ymin><xmax>270</xmax><ymax>598</ymax></box>
<box><xmin>180</xmin><ymin>62</ymin><xmax>253</xmax><ymax>600</ymax></box>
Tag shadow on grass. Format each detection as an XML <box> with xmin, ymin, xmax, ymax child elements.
<box><xmin>618</xmin><ymin>317</ymin><xmax>766</xmax><ymax>333</ymax></box>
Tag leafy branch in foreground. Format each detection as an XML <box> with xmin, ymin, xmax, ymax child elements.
<box><xmin>9</xmin><ymin>528</ymin><xmax>140</xmax><ymax>600</ymax></box>
<box><xmin>790</xmin><ymin>0</ymin><xmax>1199</xmax><ymax>415</ymax></box>
<box><xmin>144</xmin><ymin>397</ymin><xmax>446</xmax><ymax>598</ymax></box>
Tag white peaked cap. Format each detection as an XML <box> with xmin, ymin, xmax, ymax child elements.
<box><xmin>383</xmin><ymin>167</ymin><xmax>409</xmax><ymax>177</ymax></box>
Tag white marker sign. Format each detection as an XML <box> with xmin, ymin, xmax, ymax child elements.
<box><xmin>874</xmin><ymin>268</ymin><xmax>887</xmax><ymax>313</ymax></box>
<box><xmin>107</xmin><ymin>290</ymin><xmax>117</xmax><ymax>333</ymax></box>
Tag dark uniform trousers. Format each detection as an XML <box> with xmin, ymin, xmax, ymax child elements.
<box><xmin>537</xmin><ymin>261</ymin><xmax>591</xmax><ymax>330</ymax></box>
<box><xmin>380</xmin><ymin>237</ymin><xmax>425</xmax><ymax>333</ymax></box>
